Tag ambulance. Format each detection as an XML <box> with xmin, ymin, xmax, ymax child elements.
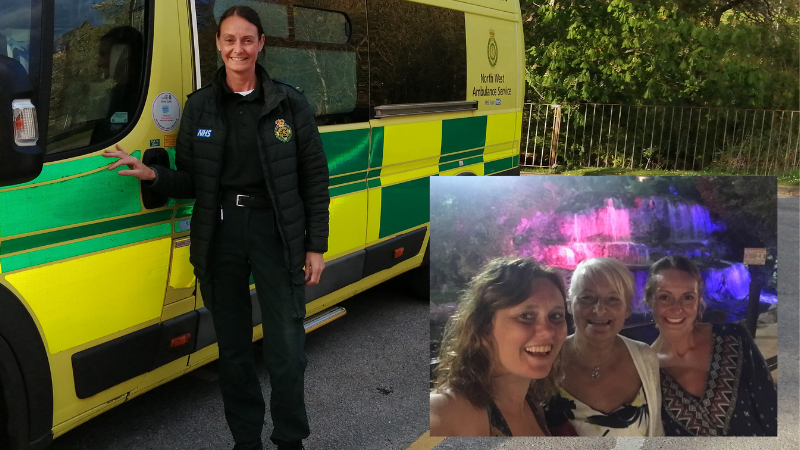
<box><xmin>0</xmin><ymin>0</ymin><xmax>523</xmax><ymax>447</ymax></box>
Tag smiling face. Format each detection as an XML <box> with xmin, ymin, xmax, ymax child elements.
<box><xmin>569</xmin><ymin>274</ymin><xmax>631</xmax><ymax>342</ymax></box>
<box><xmin>489</xmin><ymin>277</ymin><xmax>568</xmax><ymax>381</ymax></box>
<box><xmin>216</xmin><ymin>15</ymin><xmax>265</xmax><ymax>77</ymax></box>
<box><xmin>651</xmin><ymin>269</ymin><xmax>700</xmax><ymax>337</ymax></box>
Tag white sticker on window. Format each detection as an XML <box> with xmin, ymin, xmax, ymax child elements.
<box><xmin>151</xmin><ymin>92</ymin><xmax>181</xmax><ymax>132</ymax></box>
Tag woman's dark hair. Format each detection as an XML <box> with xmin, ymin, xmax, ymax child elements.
<box><xmin>644</xmin><ymin>255</ymin><xmax>706</xmax><ymax>319</ymax></box>
<box><xmin>433</xmin><ymin>257</ymin><xmax>567</xmax><ymax>408</ymax></box>
<box><xmin>217</xmin><ymin>6</ymin><xmax>265</xmax><ymax>40</ymax></box>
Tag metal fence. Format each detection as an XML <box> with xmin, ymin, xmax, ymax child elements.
<box><xmin>520</xmin><ymin>103</ymin><xmax>800</xmax><ymax>177</ymax></box>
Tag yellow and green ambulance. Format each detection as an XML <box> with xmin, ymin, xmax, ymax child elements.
<box><xmin>0</xmin><ymin>0</ymin><xmax>523</xmax><ymax>447</ymax></box>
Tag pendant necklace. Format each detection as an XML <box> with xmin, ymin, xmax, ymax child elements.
<box><xmin>573</xmin><ymin>339</ymin><xmax>615</xmax><ymax>380</ymax></box>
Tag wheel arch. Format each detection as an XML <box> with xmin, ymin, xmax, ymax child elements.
<box><xmin>0</xmin><ymin>283</ymin><xmax>53</xmax><ymax>449</ymax></box>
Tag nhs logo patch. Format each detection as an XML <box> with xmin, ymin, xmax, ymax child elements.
<box><xmin>197</xmin><ymin>129</ymin><xmax>212</xmax><ymax>138</ymax></box>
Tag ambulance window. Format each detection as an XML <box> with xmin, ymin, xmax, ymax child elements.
<box><xmin>294</xmin><ymin>7</ymin><xmax>348</xmax><ymax>44</ymax></box>
<box><xmin>367</xmin><ymin>0</ymin><xmax>467</xmax><ymax>107</ymax></box>
<box><xmin>196</xmin><ymin>0</ymin><xmax>369</xmax><ymax>124</ymax></box>
<box><xmin>46</xmin><ymin>0</ymin><xmax>149</xmax><ymax>155</ymax></box>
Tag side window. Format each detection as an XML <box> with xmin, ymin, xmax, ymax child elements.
<box><xmin>367</xmin><ymin>0</ymin><xmax>467</xmax><ymax>108</ymax></box>
<box><xmin>195</xmin><ymin>0</ymin><xmax>368</xmax><ymax>125</ymax></box>
<box><xmin>47</xmin><ymin>0</ymin><xmax>148</xmax><ymax>155</ymax></box>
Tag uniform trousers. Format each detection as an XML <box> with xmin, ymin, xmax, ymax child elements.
<box><xmin>200</xmin><ymin>196</ymin><xmax>310</xmax><ymax>447</ymax></box>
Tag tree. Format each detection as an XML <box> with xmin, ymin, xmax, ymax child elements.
<box><xmin>522</xmin><ymin>0</ymin><xmax>799</xmax><ymax>109</ymax></box>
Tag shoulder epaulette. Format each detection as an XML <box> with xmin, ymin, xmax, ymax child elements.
<box><xmin>187</xmin><ymin>83</ymin><xmax>213</xmax><ymax>98</ymax></box>
<box><xmin>273</xmin><ymin>78</ymin><xmax>304</xmax><ymax>94</ymax></box>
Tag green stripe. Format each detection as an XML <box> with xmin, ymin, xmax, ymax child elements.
<box><xmin>0</xmin><ymin>152</ymin><xmax>144</xmax><ymax>237</ymax></box>
<box><xmin>484</xmin><ymin>156</ymin><xmax>515</xmax><ymax>175</ymax></box>
<box><xmin>441</xmin><ymin>117</ymin><xmax>486</xmax><ymax>156</ymax></box>
<box><xmin>379</xmin><ymin>177</ymin><xmax>429</xmax><ymax>238</ymax></box>
<box><xmin>513</xmin><ymin>154</ymin><xmax>520</xmax><ymax>167</ymax></box>
<box><xmin>321</xmin><ymin>129</ymin><xmax>370</xmax><ymax>177</ymax></box>
<box><xmin>176</xmin><ymin>205</ymin><xmax>194</xmax><ymax>219</ymax></box>
<box><xmin>0</xmin><ymin>210</ymin><xmax>173</xmax><ymax>255</ymax></box>
<box><xmin>330</xmin><ymin>182</ymin><xmax>366</xmax><ymax>198</ymax></box>
<box><xmin>439</xmin><ymin>155</ymin><xmax>484</xmax><ymax>173</ymax></box>
<box><xmin>3</xmin><ymin>151</ymin><xmax>142</xmax><ymax>188</ymax></box>
<box><xmin>330</xmin><ymin>172</ymin><xmax>366</xmax><ymax>188</ymax></box>
<box><xmin>367</xmin><ymin>127</ymin><xmax>384</xmax><ymax>179</ymax></box>
<box><xmin>0</xmin><ymin>223</ymin><xmax>171</xmax><ymax>272</ymax></box>
<box><xmin>367</xmin><ymin>178</ymin><xmax>381</xmax><ymax>188</ymax></box>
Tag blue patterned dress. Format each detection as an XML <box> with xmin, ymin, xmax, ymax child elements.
<box><xmin>660</xmin><ymin>323</ymin><xmax>777</xmax><ymax>436</ymax></box>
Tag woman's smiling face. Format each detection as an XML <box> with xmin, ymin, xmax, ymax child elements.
<box><xmin>489</xmin><ymin>277</ymin><xmax>568</xmax><ymax>381</ymax></box>
<box><xmin>216</xmin><ymin>15</ymin><xmax>264</xmax><ymax>76</ymax></box>
<box><xmin>569</xmin><ymin>274</ymin><xmax>631</xmax><ymax>342</ymax></box>
<box><xmin>651</xmin><ymin>269</ymin><xmax>700</xmax><ymax>337</ymax></box>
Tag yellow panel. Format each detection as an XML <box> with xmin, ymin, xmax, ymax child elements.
<box><xmin>466</xmin><ymin>13</ymin><xmax>520</xmax><ymax>113</ymax></box>
<box><xmin>162</xmin><ymin>296</ymin><xmax>195</xmax><ymax>321</ymax></box>
<box><xmin>52</xmin><ymin>393</ymin><xmax>127</xmax><ymax>438</ymax></box>
<box><xmin>382</xmin><ymin>120</ymin><xmax>442</xmax><ymax>169</ymax></box>
<box><xmin>327</xmin><ymin>190</ymin><xmax>368</xmax><ymax>258</ymax></box>
<box><xmin>366</xmin><ymin>187</ymin><xmax>382</xmax><ymax>243</ymax></box>
<box><xmin>168</xmin><ymin>238</ymin><xmax>195</xmax><ymax>289</ymax></box>
<box><xmin>6</xmin><ymin>239</ymin><xmax>170</xmax><ymax>354</ymax></box>
<box><xmin>189</xmin><ymin>343</ymin><xmax>219</xmax><ymax>368</ymax></box>
<box><xmin>485</xmin><ymin>112</ymin><xmax>518</xmax><ymax>149</ymax></box>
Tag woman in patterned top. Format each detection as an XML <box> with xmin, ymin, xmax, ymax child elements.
<box><xmin>545</xmin><ymin>258</ymin><xmax>664</xmax><ymax>436</ymax></box>
<box><xmin>430</xmin><ymin>258</ymin><xmax>568</xmax><ymax>436</ymax></box>
<box><xmin>645</xmin><ymin>256</ymin><xmax>777</xmax><ymax>436</ymax></box>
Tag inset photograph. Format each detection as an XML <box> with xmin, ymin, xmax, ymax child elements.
<box><xmin>429</xmin><ymin>176</ymin><xmax>777</xmax><ymax>437</ymax></box>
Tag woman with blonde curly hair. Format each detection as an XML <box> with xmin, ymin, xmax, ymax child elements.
<box><xmin>430</xmin><ymin>257</ymin><xmax>568</xmax><ymax>436</ymax></box>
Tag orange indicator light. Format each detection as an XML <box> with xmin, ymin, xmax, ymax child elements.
<box><xmin>393</xmin><ymin>247</ymin><xmax>404</xmax><ymax>258</ymax></box>
<box><xmin>170</xmin><ymin>334</ymin><xmax>191</xmax><ymax>349</ymax></box>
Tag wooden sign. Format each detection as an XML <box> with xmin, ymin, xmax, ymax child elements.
<box><xmin>743</xmin><ymin>248</ymin><xmax>767</xmax><ymax>265</ymax></box>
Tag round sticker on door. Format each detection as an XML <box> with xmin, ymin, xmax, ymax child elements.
<box><xmin>151</xmin><ymin>92</ymin><xmax>181</xmax><ymax>132</ymax></box>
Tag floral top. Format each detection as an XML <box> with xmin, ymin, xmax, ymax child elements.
<box><xmin>660</xmin><ymin>323</ymin><xmax>777</xmax><ymax>436</ymax></box>
<box><xmin>546</xmin><ymin>387</ymin><xmax>649</xmax><ymax>436</ymax></box>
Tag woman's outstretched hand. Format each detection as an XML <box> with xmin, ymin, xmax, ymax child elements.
<box><xmin>103</xmin><ymin>144</ymin><xmax>156</xmax><ymax>180</ymax></box>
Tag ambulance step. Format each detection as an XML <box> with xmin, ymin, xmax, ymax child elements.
<box><xmin>303</xmin><ymin>306</ymin><xmax>347</xmax><ymax>333</ymax></box>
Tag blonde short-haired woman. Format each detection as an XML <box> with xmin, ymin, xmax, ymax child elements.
<box><xmin>545</xmin><ymin>258</ymin><xmax>664</xmax><ymax>436</ymax></box>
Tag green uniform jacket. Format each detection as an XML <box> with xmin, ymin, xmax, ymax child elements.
<box><xmin>149</xmin><ymin>65</ymin><xmax>330</xmax><ymax>284</ymax></box>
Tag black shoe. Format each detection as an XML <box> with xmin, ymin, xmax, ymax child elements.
<box><xmin>275</xmin><ymin>441</ymin><xmax>304</xmax><ymax>450</ymax></box>
<box><xmin>232</xmin><ymin>440</ymin><xmax>263</xmax><ymax>450</ymax></box>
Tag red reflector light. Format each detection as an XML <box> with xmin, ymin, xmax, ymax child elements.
<box><xmin>170</xmin><ymin>334</ymin><xmax>191</xmax><ymax>349</ymax></box>
<box><xmin>393</xmin><ymin>247</ymin><xmax>404</xmax><ymax>258</ymax></box>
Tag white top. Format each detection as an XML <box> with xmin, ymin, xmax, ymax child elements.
<box><xmin>560</xmin><ymin>386</ymin><xmax>649</xmax><ymax>436</ymax></box>
<box><xmin>236</xmin><ymin>89</ymin><xmax>254</xmax><ymax>96</ymax></box>
<box><xmin>621</xmin><ymin>336</ymin><xmax>665</xmax><ymax>436</ymax></box>
<box><xmin>558</xmin><ymin>336</ymin><xmax>665</xmax><ymax>436</ymax></box>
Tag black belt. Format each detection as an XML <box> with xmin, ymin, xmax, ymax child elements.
<box><xmin>223</xmin><ymin>192</ymin><xmax>272</xmax><ymax>208</ymax></box>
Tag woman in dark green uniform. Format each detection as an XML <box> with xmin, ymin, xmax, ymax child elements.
<box><xmin>104</xmin><ymin>6</ymin><xmax>329</xmax><ymax>450</ymax></box>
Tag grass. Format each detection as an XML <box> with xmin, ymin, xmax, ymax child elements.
<box><xmin>520</xmin><ymin>166</ymin><xmax>800</xmax><ymax>186</ymax></box>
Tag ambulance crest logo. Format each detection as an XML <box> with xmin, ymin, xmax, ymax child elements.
<box><xmin>274</xmin><ymin>119</ymin><xmax>292</xmax><ymax>143</ymax></box>
<box><xmin>487</xmin><ymin>30</ymin><xmax>498</xmax><ymax>68</ymax></box>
